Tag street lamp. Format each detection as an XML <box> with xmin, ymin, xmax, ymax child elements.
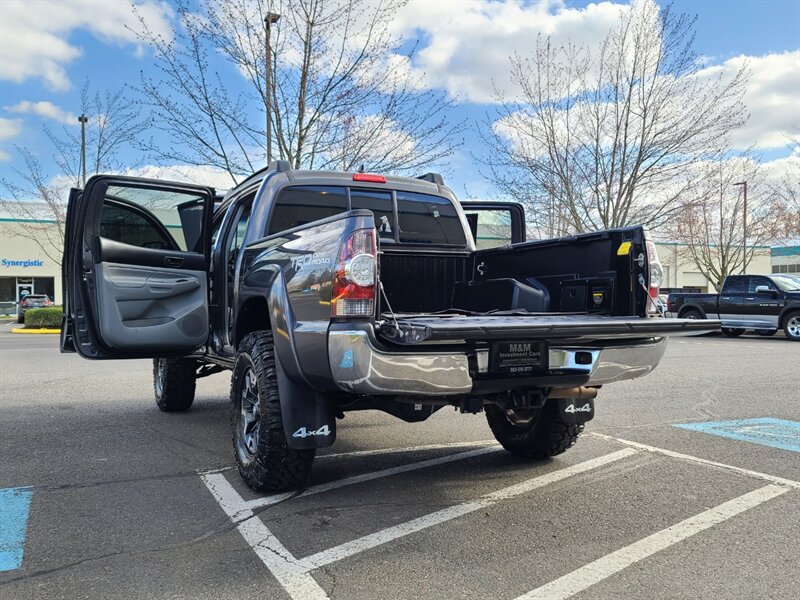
<box><xmin>265</xmin><ymin>12</ymin><xmax>281</xmax><ymax>165</ymax></box>
<box><xmin>733</xmin><ymin>181</ymin><xmax>747</xmax><ymax>273</ymax></box>
<box><xmin>78</xmin><ymin>114</ymin><xmax>88</xmax><ymax>186</ymax></box>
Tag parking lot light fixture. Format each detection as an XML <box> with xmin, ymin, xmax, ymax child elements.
<box><xmin>733</xmin><ymin>181</ymin><xmax>747</xmax><ymax>273</ymax></box>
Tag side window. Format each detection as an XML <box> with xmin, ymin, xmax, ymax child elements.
<box><xmin>267</xmin><ymin>186</ymin><xmax>347</xmax><ymax>235</ymax></box>
<box><xmin>99</xmin><ymin>186</ymin><xmax>207</xmax><ymax>251</ymax></box>
<box><xmin>396</xmin><ymin>191</ymin><xmax>466</xmax><ymax>246</ymax></box>
<box><xmin>723</xmin><ymin>277</ymin><xmax>747</xmax><ymax>293</ymax></box>
<box><xmin>463</xmin><ymin>209</ymin><xmax>514</xmax><ymax>249</ymax></box>
<box><xmin>350</xmin><ymin>189</ymin><xmax>394</xmax><ymax>241</ymax></box>
<box><xmin>748</xmin><ymin>276</ymin><xmax>775</xmax><ymax>293</ymax></box>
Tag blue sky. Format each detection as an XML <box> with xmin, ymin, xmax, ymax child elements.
<box><xmin>1</xmin><ymin>0</ymin><xmax>798</xmax><ymax>198</ymax></box>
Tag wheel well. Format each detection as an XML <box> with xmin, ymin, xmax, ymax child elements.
<box><xmin>679</xmin><ymin>305</ymin><xmax>703</xmax><ymax>318</ymax></box>
<box><xmin>781</xmin><ymin>308</ymin><xmax>800</xmax><ymax>328</ymax></box>
<box><xmin>234</xmin><ymin>297</ymin><xmax>270</xmax><ymax>350</ymax></box>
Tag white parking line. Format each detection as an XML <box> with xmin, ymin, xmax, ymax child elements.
<box><xmin>588</xmin><ymin>432</ymin><xmax>800</xmax><ymax>489</ymax></box>
<box><xmin>318</xmin><ymin>439</ymin><xmax>499</xmax><ymax>460</ymax></box>
<box><xmin>201</xmin><ymin>447</ymin><xmax>638</xmax><ymax>600</ymax></box>
<box><xmin>515</xmin><ymin>484</ymin><xmax>790</xmax><ymax>600</ymax></box>
<box><xmin>298</xmin><ymin>448</ymin><xmax>637</xmax><ymax>571</ymax></box>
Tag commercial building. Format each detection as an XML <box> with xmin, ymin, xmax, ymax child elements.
<box><xmin>771</xmin><ymin>239</ymin><xmax>800</xmax><ymax>274</ymax></box>
<box><xmin>655</xmin><ymin>241</ymin><xmax>772</xmax><ymax>293</ymax></box>
<box><xmin>0</xmin><ymin>211</ymin><xmax>62</xmax><ymax>313</ymax></box>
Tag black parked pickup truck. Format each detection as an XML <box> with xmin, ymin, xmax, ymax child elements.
<box><xmin>61</xmin><ymin>163</ymin><xmax>718</xmax><ymax>491</ymax></box>
<box><xmin>668</xmin><ymin>274</ymin><xmax>800</xmax><ymax>341</ymax></box>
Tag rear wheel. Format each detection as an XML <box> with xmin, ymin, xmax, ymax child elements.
<box><xmin>153</xmin><ymin>358</ymin><xmax>197</xmax><ymax>412</ymax></box>
<box><xmin>231</xmin><ymin>331</ymin><xmax>315</xmax><ymax>491</ymax></box>
<box><xmin>783</xmin><ymin>311</ymin><xmax>800</xmax><ymax>342</ymax></box>
<box><xmin>486</xmin><ymin>400</ymin><xmax>583</xmax><ymax>459</ymax></box>
<box><xmin>721</xmin><ymin>327</ymin><xmax>746</xmax><ymax>337</ymax></box>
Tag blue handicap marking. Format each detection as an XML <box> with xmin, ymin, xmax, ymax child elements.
<box><xmin>0</xmin><ymin>486</ymin><xmax>33</xmax><ymax>571</ymax></box>
<box><xmin>340</xmin><ymin>349</ymin><xmax>354</xmax><ymax>369</ymax></box>
<box><xmin>675</xmin><ymin>418</ymin><xmax>800</xmax><ymax>453</ymax></box>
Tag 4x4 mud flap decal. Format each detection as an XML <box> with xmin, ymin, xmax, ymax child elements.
<box><xmin>275</xmin><ymin>351</ymin><xmax>336</xmax><ymax>449</ymax></box>
<box><xmin>557</xmin><ymin>397</ymin><xmax>595</xmax><ymax>423</ymax></box>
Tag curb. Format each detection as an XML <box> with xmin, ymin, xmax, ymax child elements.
<box><xmin>11</xmin><ymin>328</ymin><xmax>61</xmax><ymax>335</ymax></box>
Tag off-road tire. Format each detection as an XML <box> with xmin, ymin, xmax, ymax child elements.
<box><xmin>485</xmin><ymin>400</ymin><xmax>584</xmax><ymax>459</ymax></box>
<box><xmin>231</xmin><ymin>331</ymin><xmax>315</xmax><ymax>492</ymax></box>
<box><xmin>680</xmin><ymin>308</ymin><xmax>703</xmax><ymax>320</ymax></box>
<box><xmin>721</xmin><ymin>327</ymin><xmax>746</xmax><ymax>337</ymax></box>
<box><xmin>153</xmin><ymin>358</ymin><xmax>197</xmax><ymax>412</ymax></box>
<box><xmin>783</xmin><ymin>311</ymin><xmax>800</xmax><ymax>342</ymax></box>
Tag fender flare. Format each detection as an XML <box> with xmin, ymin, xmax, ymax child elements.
<box><xmin>239</xmin><ymin>266</ymin><xmax>336</xmax><ymax>450</ymax></box>
<box><xmin>678</xmin><ymin>303</ymin><xmax>707</xmax><ymax>319</ymax></box>
<box><xmin>779</xmin><ymin>303</ymin><xmax>800</xmax><ymax>328</ymax></box>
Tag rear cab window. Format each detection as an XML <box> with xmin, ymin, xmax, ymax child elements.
<box><xmin>265</xmin><ymin>185</ymin><xmax>466</xmax><ymax>246</ymax></box>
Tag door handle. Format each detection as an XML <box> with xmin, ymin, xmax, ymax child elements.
<box><xmin>164</xmin><ymin>256</ymin><xmax>184</xmax><ymax>267</ymax></box>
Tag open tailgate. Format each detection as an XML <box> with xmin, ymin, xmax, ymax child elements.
<box><xmin>378</xmin><ymin>314</ymin><xmax>720</xmax><ymax>345</ymax></box>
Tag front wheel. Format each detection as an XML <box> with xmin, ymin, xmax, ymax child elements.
<box><xmin>153</xmin><ymin>358</ymin><xmax>197</xmax><ymax>412</ymax></box>
<box><xmin>721</xmin><ymin>327</ymin><xmax>746</xmax><ymax>337</ymax></box>
<box><xmin>231</xmin><ymin>331</ymin><xmax>315</xmax><ymax>491</ymax></box>
<box><xmin>486</xmin><ymin>400</ymin><xmax>583</xmax><ymax>459</ymax></box>
<box><xmin>783</xmin><ymin>311</ymin><xmax>800</xmax><ymax>342</ymax></box>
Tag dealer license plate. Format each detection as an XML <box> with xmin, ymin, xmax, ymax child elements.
<box><xmin>490</xmin><ymin>341</ymin><xmax>547</xmax><ymax>376</ymax></box>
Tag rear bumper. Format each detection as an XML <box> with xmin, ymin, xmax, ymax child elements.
<box><xmin>328</xmin><ymin>327</ymin><xmax>667</xmax><ymax>395</ymax></box>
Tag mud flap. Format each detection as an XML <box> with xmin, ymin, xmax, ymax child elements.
<box><xmin>557</xmin><ymin>397</ymin><xmax>595</xmax><ymax>424</ymax></box>
<box><xmin>275</xmin><ymin>353</ymin><xmax>337</xmax><ymax>449</ymax></box>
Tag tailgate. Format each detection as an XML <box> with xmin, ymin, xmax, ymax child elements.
<box><xmin>378</xmin><ymin>314</ymin><xmax>720</xmax><ymax>345</ymax></box>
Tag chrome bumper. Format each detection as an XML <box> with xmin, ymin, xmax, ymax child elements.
<box><xmin>328</xmin><ymin>329</ymin><xmax>667</xmax><ymax>395</ymax></box>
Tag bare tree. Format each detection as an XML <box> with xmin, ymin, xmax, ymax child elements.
<box><xmin>481</xmin><ymin>0</ymin><xmax>749</xmax><ymax>238</ymax></box>
<box><xmin>134</xmin><ymin>0</ymin><xmax>462</xmax><ymax>184</ymax></box>
<box><xmin>669</xmin><ymin>153</ymin><xmax>778</xmax><ymax>289</ymax></box>
<box><xmin>1</xmin><ymin>84</ymin><xmax>148</xmax><ymax>266</ymax></box>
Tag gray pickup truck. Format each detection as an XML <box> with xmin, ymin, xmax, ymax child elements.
<box><xmin>61</xmin><ymin>162</ymin><xmax>717</xmax><ymax>490</ymax></box>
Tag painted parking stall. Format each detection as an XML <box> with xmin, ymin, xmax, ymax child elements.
<box><xmin>0</xmin><ymin>487</ymin><xmax>32</xmax><ymax>572</ymax></box>
<box><xmin>675</xmin><ymin>418</ymin><xmax>800</xmax><ymax>453</ymax></box>
<box><xmin>200</xmin><ymin>435</ymin><xmax>798</xmax><ymax>600</ymax></box>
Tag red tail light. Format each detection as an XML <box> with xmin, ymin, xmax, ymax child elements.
<box><xmin>644</xmin><ymin>234</ymin><xmax>663</xmax><ymax>314</ymax></box>
<box><xmin>332</xmin><ymin>228</ymin><xmax>377</xmax><ymax>317</ymax></box>
<box><xmin>352</xmin><ymin>173</ymin><xmax>386</xmax><ymax>183</ymax></box>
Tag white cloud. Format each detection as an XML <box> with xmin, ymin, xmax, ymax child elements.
<box><xmin>0</xmin><ymin>117</ymin><xmax>23</xmax><ymax>141</ymax></box>
<box><xmin>694</xmin><ymin>51</ymin><xmax>800</xmax><ymax>151</ymax></box>
<box><xmin>0</xmin><ymin>150</ymin><xmax>10</xmax><ymax>161</ymax></box>
<box><xmin>389</xmin><ymin>0</ymin><xmax>628</xmax><ymax>103</ymax></box>
<box><xmin>4</xmin><ymin>101</ymin><xmax>78</xmax><ymax>125</ymax></box>
<box><xmin>0</xmin><ymin>0</ymin><xmax>174</xmax><ymax>90</ymax></box>
<box><xmin>122</xmin><ymin>165</ymin><xmax>236</xmax><ymax>191</ymax></box>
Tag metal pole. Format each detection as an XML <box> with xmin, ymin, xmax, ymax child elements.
<box><xmin>734</xmin><ymin>181</ymin><xmax>747</xmax><ymax>273</ymax></box>
<box><xmin>78</xmin><ymin>114</ymin><xmax>88</xmax><ymax>186</ymax></box>
<box><xmin>265</xmin><ymin>12</ymin><xmax>281</xmax><ymax>166</ymax></box>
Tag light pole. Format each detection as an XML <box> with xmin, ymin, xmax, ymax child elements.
<box><xmin>78</xmin><ymin>114</ymin><xmax>88</xmax><ymax>186</ymax></box>
<box><xmin>733</xmin><ymin>181</ymin><xmax>747</xmax><ymax>273</ymax></box>
<box><xmin>265</xmin><ymin>12</ymin><xmax>281</xmax><ymax>165</ymax></box>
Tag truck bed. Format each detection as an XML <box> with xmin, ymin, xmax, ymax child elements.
<box><xmin>378</xmin><ymin>313</ymin><xmax>719</xmax><ymax>345</ymax></box>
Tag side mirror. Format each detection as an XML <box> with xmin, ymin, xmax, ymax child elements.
<box><xmin>754</xmin><ymin>285</ymin><xmax>776</xmax><ymax>296</ymax></box>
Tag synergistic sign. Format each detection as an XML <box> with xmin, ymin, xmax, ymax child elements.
<box><xmin>1</xmin><ymin>258</ymin><xmax>45</xmax><ymax>268</ymax></box>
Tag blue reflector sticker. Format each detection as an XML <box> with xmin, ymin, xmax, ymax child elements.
<box><xmin>340</xmin><ymin>349</ymin><xmax>354</xmax><ymax>369</ymax></box>
<box><xmin>0</xmin><ymin>487</ymin><xmax>33</xmax><ymax>571</ymax></box>
<box><xmin>674</xmin><ymin>418</ymin><xmax>800</xmax><ymax>453</ymax></box>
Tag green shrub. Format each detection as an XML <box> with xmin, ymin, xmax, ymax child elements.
<box><xmin>25</xmin><ymin>307</ymin><xmax>63</xmax><ymax>329</ymax></box>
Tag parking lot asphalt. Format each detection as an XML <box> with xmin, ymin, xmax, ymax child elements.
<box><xmin>1</xmin><ymin>326</ymin><xmax>798</xmax><ymax>599</ymax></box>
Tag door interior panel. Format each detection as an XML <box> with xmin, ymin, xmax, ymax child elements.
<box><xmin>95</xmin><ymin>262</ymin><xmax>208</xmax><ymax>352</ymax></box>
<box><xmin>98</xmin><ymin>237</ymin><xmax>206</xmax><ymax>271</ymax></box>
